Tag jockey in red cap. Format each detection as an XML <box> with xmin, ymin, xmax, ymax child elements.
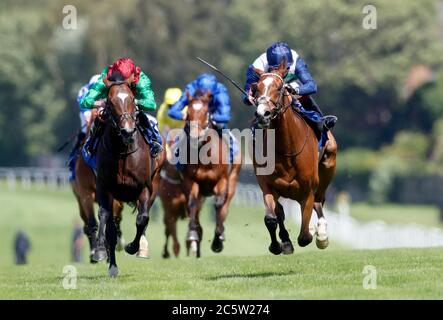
<box><xmin>80</xmin><ymin>58</ymin><xmax>163</xmax><ymax>163</ymax></box>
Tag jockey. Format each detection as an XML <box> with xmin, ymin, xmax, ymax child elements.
<box><xmin>67</xmin><ymin>74</ymin><xmax>100</xmax><ymax>180</ymax></box>
<box><xmin>244</xmin><ymin>42</ymin><xmax>337</xmax><ymax>132</ymax></box>
<box><xmin>80</xmin><ymin>58</ymin><xmax>163</xmax><ymax>160</ymax></box>
<box><xmin>157</xmin><ymin>87</ymin><xmax>184</xmax><ymax>136</ymax></box>
<box><xmin>168</xmin><ymin>73</ymin><xmax>239</xmax><ymax>162</ymax></box>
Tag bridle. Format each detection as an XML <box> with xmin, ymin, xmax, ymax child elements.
<box><xmin>103</xmin><ymin>81</ymin><xmax>140</xmax><ymax>154</ymax></box>
<box><xmin>255</xmin><ymin>72</ymin><xmax>309</xmax><ymax>157</ymax></box>
<box><xmin>256</xmin><ymin>72</ymin><xmax>292</xmax><ymax>120</ymax></box>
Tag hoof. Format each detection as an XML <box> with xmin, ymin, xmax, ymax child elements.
<box><xmin>297</xmin><ymin>234</ymin><xmax>313</xmax><ymax>247</ymax></box>
<box><xmin>211</xmin><ymin>234</ymin><xmax>224</xmax><ymax>253</ymax></box>
<box><xmin>268</xmin><ymin>241</ymin><xmax>282</xmax><ymax>255</ymax></box>
<box><xmin>281</xmin><ymin>241</ymin><xmax>294</xmax><ymax>254</ymax></box>
<box><xmin>316</xmin><ymin>237</ymin><xmax>329</xmax><ymax>249</ymax></box>
<box><xmin>190</xmin><ymin>240</ymin><xmax>198</xmax><ymax>257</ymax></box>
<box><xmin>116</xmin><ymin>236</ymin><xmax>125</xmax><ymax>252</ymax></box>
<box><xmin>136</xmin><ymin>248</ymin><xmax>150</xmax><ymax>259</ymax></box>
<box><xmin>89</xmin><ymin>251</ymin><xmax>98</xmax><ymax>264</ymax></box>
<box><xmin>108</xmin><ymin>265</ymin><xmax>119</xmax><ymax>278</ymax></box>
<box><xmin>162</xmin><ymin>250</ymin><xmax>170</xmax><ymax>259</ymax></box>
<box><xmin>92</xmin><ymin>247</ymin><xmax>107</xmax><ymax>262</ymax></box>
<box><xmin>124</xmin><ymin>242</ymin><xmax>139</xmax><ymax>255</ymax></box>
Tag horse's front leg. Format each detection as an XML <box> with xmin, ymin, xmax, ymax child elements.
<box><xmin>124</xmin><ymin>187</ymin><xmax>151</xmax><ymax>255</ymax></box>
<box><xmin>93</xmin><ymin>186</ymin><xmax>113</xmax><ymax>262</ymax></box>
<box><xmin>275</xmin><ymin>201</ymin><xmax>294</xmax><ymax>254</ymax></box>
<box><xmin>262</xmin><ymin>189</ymin><xmax>282</xmax><ymax>255</ymax></box>
<box><xmin>298</xmin><ymin>192</ymin><xmax>315</xmax><ymax>247</ymax></box>
<box><xmin>106</xmin><ymin>207</ymin><xmax>118</xmax><ymax>277</ymax></box>
<box><xmin>186</xmin><ymin>182</ymin><xmax>203</xmax><ymax>258</ymax></box>
<box><xmin>211</xmin><ymin>177</ymin><xmax>229</xmax><ymax>253</ymax></box>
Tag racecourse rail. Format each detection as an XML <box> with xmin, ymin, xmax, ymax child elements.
<box><xmin>1</xmin><ymin>166</ymin><xmax>443</xmax><ymax>249</ymax></box>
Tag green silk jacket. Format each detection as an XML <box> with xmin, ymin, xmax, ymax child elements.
<box><xmin>80</xmin><ymin>67</ymin><xmax>156</xmax><ymax>112</ymax></box>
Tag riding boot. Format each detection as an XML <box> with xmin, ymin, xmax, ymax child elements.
<box><xmin>138</xmin><ymin>112</ymin><xmax>163</xmax><ymax>157</ymax></box>
<box><xmin>68</xmin><ymin>131</ymin><xmax>86</xmax><ymax>177</ymax></box>
<box><xmin>302</xmin><ymin>96</ymin><xmax>337</xmax><ymax>130</ymax></box>
<box><xmin>84</xmin><ymin>118</ymin><xmax>104</xmax><ymax>157</ymax></box>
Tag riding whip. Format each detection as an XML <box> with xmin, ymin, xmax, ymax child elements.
<box><xmin>56</xmin><ymin>124</ymin><xmax>86</xmax><ymax>152</ymax></box>
<box><xmin>196</xmin><ymin>57</ymin><xmax>252</xmax><ymax>100</ymax></box>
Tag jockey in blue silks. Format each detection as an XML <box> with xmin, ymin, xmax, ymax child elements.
<box><xmin>67</xmin><ymin>74</ymin><xmax>100</xmax><ymax>180</ymax></box>
<box><xmin>168</xmin><ymin>73</ymin><xmax>239</xmax><ymax>163</ymax></box>
<box><xmin>244</xmin><ymin>42</ymin><xmax>337</xmax><ymax>147</ymax></box>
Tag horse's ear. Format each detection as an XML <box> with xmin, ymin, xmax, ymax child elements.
<box><xmin>277</xmin><ymin>58</ymin><xmax>288</xmax><ymax>75</ymax></box>
<box><xmin>253</xmin><ymin>67</ymin><xmax>264</xmax><ymax>76</ymax></box>
<box><xmin>186</xmin><ymin>90</ymin><xmax>193</xmax><ymax>102</ymax></box>
<box><xmin>126</xmin><ymin>74</ymin><xmax>135</xmax><ymax>86</ymax></box>
<box><xmin>103</xmin><ymin>76</ymin><xmax>112</xmax><ymax>88</ymax></box>
<box><xmin>203</xmin><ymin>91</ymin><xmax>212</xmax><ymax>102</ymax></box>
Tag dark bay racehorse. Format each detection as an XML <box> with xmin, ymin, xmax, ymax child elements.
<box><xmin>70</xmin><ymin>109</ymin><xmax>126</xmax><ymax>263</ymax></box>
<box><xmin>177</xmin><ymin>91</ymin><xmax>241</xmax><ymax>258</ymax></box>
<box><xmin>93</xmin><ymin>75</ymin><xmax>165</xmax><ymax>277</ymax></box>
<box><xmin>252</xmin><ymin>59</ymin><xmax>337</xmax><ymax>254</ymax></box>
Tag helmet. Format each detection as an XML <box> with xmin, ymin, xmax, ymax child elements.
<box><xmin>88</xmin><ymin>74</ymin><xmax>101</xmax><ymax>86</ymax></box>
<box><xmin>164</xmin><ymin>88</ymin><xmax>182</xmax><ymax>105</ymax></box>
<box><xmin>107</xmin><ymin>57</ymin><xmax>140</xmax><ymax>84</ymax></box>
<box><xmin>196</xmin><ymin>73</ymin><xmax>217</xmax><ymax>93</ymax></box>
<box><xmin>266</xmin><ymin>42</ymin><xmax>294</xmax><ymax>69</ymax></box>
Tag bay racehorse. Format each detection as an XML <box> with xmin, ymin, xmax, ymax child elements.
<box><xmin>251</xmin><ymin>59</ymin><xmax>337</xmax><ymax>254</ymax></box>
<box><xmin>176</xmin><ymin>90</ymin><xmax>241</xmax><ymax>258</ymax></box>
<box><xmin>70</xmin><ymin>109</ymin><xmax>127</xmax><ymax>263</ymax></box>
<box><xmin>93</xmin><ymin>75</ymin><xmax>165</xmax><ymax>277</ymax></box>
<box><xmin>160</xmin><ymin>126</ymin><xmax>241</xmax><ymax>258</ymax></box>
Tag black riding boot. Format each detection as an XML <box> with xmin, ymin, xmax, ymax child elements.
<box><xmin>84</xmin><ymin>118</ymin><xmax>104</xmax><ymax>157</ymax></box>
<box><xmin>302</xmin><ymin>96</ymin><xmax>337</xmax><ymax>130</ymax></box>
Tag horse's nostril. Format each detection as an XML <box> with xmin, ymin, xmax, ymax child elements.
<box><xmin>264</xmin><ymin>111</ymin><xmax>271</xmax><ymax>117</ymax></box>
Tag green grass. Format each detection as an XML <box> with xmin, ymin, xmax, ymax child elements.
<box><xmin>350</xmin><ymin>203</ymin><xmax>443</xmax><ymax>228</ymax></box>
<box><xmin>0</xmin><ymin>184</ymin><xmax>442</xmax><ymax>299</ymax></box>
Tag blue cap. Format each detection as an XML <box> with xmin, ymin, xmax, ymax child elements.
<box><xmin>266</xmin><ymin>42</ymin><xmax>294</xmax><ymax>69</ymax></box>
<box><xmin>196</xmin><ymin>73</ymin><xmax>217</xmax><ymax>93</ymax></box>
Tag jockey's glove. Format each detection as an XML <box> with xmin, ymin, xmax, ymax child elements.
<box><xmin>285</xmin><ymin>84</ymin><xmax>299</xmax><ymax>95</ymax></box>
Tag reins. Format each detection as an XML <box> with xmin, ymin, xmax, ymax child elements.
<box><xmin>257</xmin><ymin>72</ymin><xmax>310</xmax><ymax>158</ymax></box>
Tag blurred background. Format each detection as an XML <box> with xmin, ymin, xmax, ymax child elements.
<box><xmin>1</xmin><ymin>0</ymin><xmax>443</xmax><ymax>265</ymax></box>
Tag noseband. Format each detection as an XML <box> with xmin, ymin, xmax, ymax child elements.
<box><xmin>257</xmin><ymin>72</ymin><xmax>291</xmax><ymax>120</ymax></box>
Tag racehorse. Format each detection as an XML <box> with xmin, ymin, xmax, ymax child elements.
<box><xmin>93</xmin><ymin>74</ymin><xmax>165</xmax><ymax>277</ymax></box>
<box><xmin>251</xmin><ymin>59</ymin><xmax>337</xmax><ymax>254</ymax></box>
<box><xmin>160</xmin><ymin>127</ymin><xmax>241</xmax><ymax>258</ymax></box>
<box><xmin>176</xmin><ymin>90</ymin><xmax>241</xmax><ymax>258</ymax></box>
<box><xmin>70</xmin><ymin>109</ymin><xmax>128</xmax><ymax>263</ymax></box>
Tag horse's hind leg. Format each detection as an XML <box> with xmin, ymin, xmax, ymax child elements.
<box><xmin>275</xmin><ymin>201</ymin><xmax>294</xmax><ymax>254</ymax></box>
<box><xmin>314</xmin><ymin>132</ymin><xmax>337</xmax><ymax>249</ymax></box>
<box><xmin>76</xmin><ymin>193</ymin><xmax>98</xmax><ymax>264</ymax></box>
<box><xmin>113</xmin><ymin>201</ymin><xmax>125</xmax><ymax>251</ymax></box>
<box><xmin>124</xmin><ymin>187</ymin><xmax>151</xmax><ymax>256</ymax></box>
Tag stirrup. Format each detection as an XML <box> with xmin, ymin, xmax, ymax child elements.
<box><xmin>323</xmin><ymin>115</ymin><xmax>337</xmax><ymax>130</ymax></box>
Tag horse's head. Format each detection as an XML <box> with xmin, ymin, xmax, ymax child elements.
<box><xmin>104</xmin><ymin>75</ymin><xmax>138</xmax><ymax>145</ymax></box>
<box><xmin>186</xmin><ymin>90</ymin><xmax>211</xmax><ymax>140</ymax></box>
<box><xmin>252</xmin><ymin>59</ymin><xmax>289</xmax><ymax>128</ymax></box>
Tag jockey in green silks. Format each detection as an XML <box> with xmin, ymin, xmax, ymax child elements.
<box><xmin>80</xmin><ymin>58</ymin><xmax>163</xmax><ymax>167</ymax></box>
